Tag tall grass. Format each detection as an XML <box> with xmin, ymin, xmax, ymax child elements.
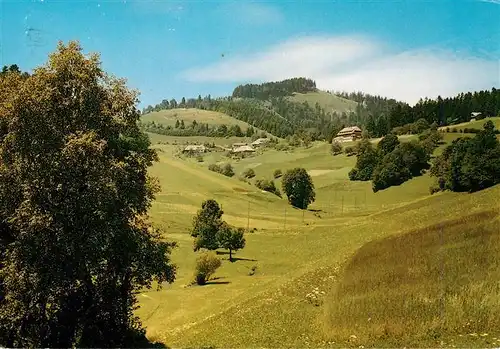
<box><xmin>324</xmin><ymin>210</ymin><xmax>500</xmax><ymax>347</ymax></box>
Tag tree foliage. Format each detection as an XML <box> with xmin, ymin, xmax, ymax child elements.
<box><xmin>191</xmin><ymin>199</ymin><xmax>223</xmax><ymax>251</ymax></box>
<box><xmin>242</xmin><ymin>168</ymin><xmax>256</xmax><ymax>179</ymax></box>
<box><xmin>430</xmin><ymin>121</ymin><xmax>500</xmax><ymax>193</ymax></box>
<box><xmin>0</xmin><ymin>41</ymin><xmax>176</xmax><ymax>348</ymax></box>
<box><xmin>194</xmin><ymin>252</ymin><xmax>221</xmax><ymax>285</ymax></box>
<box><xmin>281</xmin><ymin>168</ymin><xmax>316</xmax><ymax>209</ymax></box>
<box><xmin>255</xmin><ymin>179</ymin><xmax>281</xmax><ymax>197</ymax></box>
<box><xmin>331</xmin><ymin>141</ymin><xmax>343</xmax><ymax>156</ymax></box>
<box><xmin>349</xmin><ymin>139</ymin><xmax>379</xmax><ymax>181</ymax></box>
<box><xmin>372</xmin><ymin>141</ymin><xmax>430</xmax><ymax>192</ymax></box>
<box><xmin>232</xmin><ymin>77</ymin><xmax>317</xmax><ymax>100</ymax></box>
<box><xmin>216</xmin><ymin>223</ymin><xmax>246</xmax><ymax>262</ymax></box>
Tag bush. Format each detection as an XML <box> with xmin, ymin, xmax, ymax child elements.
<box><xmin>255</xmin><ymin>179</ymin><xmax>281</xmax><ymax>197</ymax></box>
<box><xmin>452</xmin><ymin>128</ymin><xmax>458</xmax><ymax>133</ymax></box>
<box><xmin>242</xmin><ymin>168</ymin><xmax>255</xmax><ymax>179</ymax></box>
<box><xmin>331</xmin><ymin>141</ymin><xmax>343</xmax><ymax>156</ymax></box>
<box><xmin>194</xmin><ymin>252</ymin><xmax>222</xmax><ymax>285</ymax></box>
<box><xmin>273</xmin><ymin>169</ymin><xmax>283</xmax><ymax>179</ymax></box>
<box><xmin>222</xmin><ymin>163</ymin><xmax>234</xmax><ymax>177</ymax></box>
<box><xmin>196</xmin><ymin>155</ymin><xmax>204</xmax><ymax>162</ymax></box>
<box><xmin>344</xmin><ymin>146</ymin><xmax>356</xmax><ymax>156</ymax></box>
<box><xmin>208</xmin><ymin>163</ymin><xmax>222</xmax><ymax>174</ymax></box>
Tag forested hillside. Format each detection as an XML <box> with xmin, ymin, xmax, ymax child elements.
<box><xmin>231</xmin><ymin>77</ymin><xmax>317</xmax><ymax>100</ymax></box>
<box><xmin>143</xmin><ymin>78</ymin><xmax>499</xmax><ymax>141</ymax></box>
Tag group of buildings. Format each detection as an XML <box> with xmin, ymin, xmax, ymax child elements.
<box><xmin>182</xmin><ymin>137</ymin><xmax>270</xmax><ymax>154</ymax></box>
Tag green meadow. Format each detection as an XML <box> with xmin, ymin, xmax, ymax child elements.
<box><xmin>137</xmin><ymin>127</ymin><xmax>500</xmax><ymax>348</ymax></box>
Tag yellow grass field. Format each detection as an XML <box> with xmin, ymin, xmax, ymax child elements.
<box><xmin>136</xmin><ymin>132</ymin><xmax>500</xmax><ymax>348</ymax></box>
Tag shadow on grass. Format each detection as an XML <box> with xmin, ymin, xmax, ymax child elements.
<box><xmin>215</xmin><ymin>251</ymin><xmax>257</xmax><ymax>262</ymax></box>
<box><xmin>205</xmin><ymin>280</ymin><xmax>231</xmax><ymax>285</ymax></box>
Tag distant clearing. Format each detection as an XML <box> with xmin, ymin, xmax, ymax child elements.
<box><xmin>438</xmin><ymin>116</ymin><xmax>500</xmax><ymax>132</ymax></box>
<box><xmin>288</xmin><ymin>91</ymin><xmax>358</xmax><ymax>114</ymax></box>
<box><xmin>141</xmin><ymin>108</ymin><xmax>256</xmax><ymax>131</ymax></box>
<box><xmin>308</xmin><ymin>169</ymin><xmax>334</xmax><ymax>177</ymax></box>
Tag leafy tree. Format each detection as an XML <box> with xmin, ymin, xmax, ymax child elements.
<box><xmin>180</xmin><ymin>97</ymin><xmax>186</xmax><ymax>107</ymax></box>
<box><xmin>349</xmin><ymin>139</ymin><xmax>379</xmax><ymax>181</ymax></box>
<box><xmin>175</xmin><ymin>119</ymin><xmax>180</xmax><ymax>128</ymax></box>
<box><xmin>222</xmin><ymin>163</ymin><xmax>235</xmax><ymax>177</ymax></box>
<box><xmin>194</xmin><ymin>252</ymin><xmax>221</xmax><ymax>285</ymax></box>
<box><xmin>180</xmin><ymin>120</ymin><xmax>185</xmax><ymax>129</ymax></box>
<box><xmin>216</xmin><ymin>223</ymin><xmax>246</xmax><ymax>262</ymax></box>
<box><xmin>430</xmin><ymin>121</ymin><xmax>500</xmax><ymax>192</ymax></box>
<box><xmin>331</xmin><ymin>141</ymin><xmax>343</xmax><ymax>155</ymax></box>
<box><xmin>0</xmin><ymin>41</ymin><xmax>176</xmax><ymax>348</ymax></box>
<box><xmin>281</xmin><ymin>168</ymin><xmax>315</xmax><ymax>209</ymax></box>
<box><xmin>242</xmin><ymin>168</ymin><xmax>256</xmax><ymax>179</ymax></box>
<box><xmin>191</xmin><ymin>199</ymin><xmax>223</xmax><ymax>251</ymax></box>
<box><xmin>377</xmin><ymin>133</ymin><xmax>400</xmax><ymax>156</ymax></box>
<box><xmin>273</xmin><ymin>169</ymin><xmax>283</xmax><ymax>179</ymax></box>
<box><xmin>372</xmin><ymin>141</ymin><xmax>430</xmax><ymax>192</ymax></box>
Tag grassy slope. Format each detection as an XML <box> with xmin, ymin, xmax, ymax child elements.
<box><xmin>141</xmin><ymin>108</ymin><xmax>256</xmax><ymax>131</ymax></box>
<box><xmin>325</xmin><ymin>209</ymin><xmax>500</xmax><ymax>348</ymax></box>
<box><xmin>288</xmin><ymin>90</ymin><xmax>358</xmax><ymax>114</ymax></box>
<box><xmin>438</xmin><ymin>116</ymin><xmax>500</xmax><ymax>132</ymax></box>
<box><xmin>138</xmin><ymin>133</ymin><xmax>500</xmax><ymax>348</ymax></box>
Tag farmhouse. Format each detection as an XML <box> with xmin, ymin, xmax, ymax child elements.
<box><xmin>182</xmin><ymin>145</ymin><xmax>206</xmax><ymax>153</ymax></box>
<box><xmin>333</xmin><ymin>126</ymin><xmax>362</xmax><ymax>142</ymax></box>
<box><xmin>232</xmin><ymin>145</ymin><xmax>255</xmax><ymax>154</ymax></box>
<box><xmin>471</xmin><ymin>111</ymin><xmax>482</xmax><ymax>121</ymax></box>
<box><xmin>251</xmin><ymin>138</ymin><xmax>270</xmax><ymax>147</ymax></box>
<box><xmin>232</xmin><ymin>142</ymin><xmax>247</xmax><ymax>150</ymax></box>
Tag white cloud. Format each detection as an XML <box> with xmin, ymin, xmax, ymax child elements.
<box><xmin>180</xmin><ymin>35</ymin><xmax>499</xmax><ymax>105</ymax></box>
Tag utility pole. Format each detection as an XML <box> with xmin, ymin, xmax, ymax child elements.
<box><xmin>284</xmin><ymin>206</ymin><xmax>287</xmax><ymax>231</ymax></box>
<box><xmin>247</xmin><ymin>201</ymin><xmax>250</xmax><ymax>233</ymax></box>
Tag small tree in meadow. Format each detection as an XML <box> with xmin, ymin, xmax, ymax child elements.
<box><xmin>273</xmin><ymin>169</ymin><xmax>283</xmax><ymax>179</ymax></box>
<box><xmin>222</xmin><ymin>163</ymin><xmax>235</xmax><ymax>177</ymax></box>
<box><xmin>191</xmin><ymin>199</ymin><xmax>223</xmax><ymax>251</ymax></box>
<box><xmin>216</xmin><ymin>223</ymin><xmax>246</xmax><ymax>262</ymax></box>
<box><xmin>242</xmin><ymin>168</ymin><xmax>256</xmax><ymax>179</ymax></box>
<box><xmin>282</xmin><ymin>168</ymin><xmax>315</xmax><ymax>209</ymax></box>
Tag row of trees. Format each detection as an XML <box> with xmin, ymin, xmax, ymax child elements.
<box><xmin>430</xmin><ymin>121</ymin><xmax>500</xmax><ymax>193</ymax></box>
<box><xmin>140</xmin><ymin>120</ymin><xmax>257</xmax><ymax>138</ymax></box>
<box><xmin>387</xmin><ymin>89</ymin><xmax>500</xmax><ymax>128</ymax></box>
<box><xmin>349</xmin><ymin>130</ymin><xmax>442</xmax><ymax>192</ymax></box>
<box><xmin>1</xmin><ymin>42</ymin><xmax>176</xmax><ymax>347</ymax></box>
<box><xmin>232</xmin><ymin>77</ymin><xmax>317</xmax><ymax>100</ymax></box>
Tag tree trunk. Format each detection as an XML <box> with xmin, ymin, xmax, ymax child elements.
<box><xmin>229</xmin><ymin>249</ymin><xmax>232</xmax><ymax>262</ymax></box>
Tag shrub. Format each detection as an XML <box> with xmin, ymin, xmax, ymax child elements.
<box><xmin>344</xmin><ymin>146</ymin><xmax>355</xmax><ymax>156</ymax></box>
<box><xmin>208</xmin><ymin>163</ymin><xmax>222</xmax><ymax>174</ymax></box>
<box><xmin>331</xmin><ymin>141</ymin><xmax>343</xmax><ymax>156</ymax></box>
<box><xmin>196</xmin><ymin>155</ymin><xmax>204</xmax><ymax>162</ymax></box>
<box><xmin>255</xmin><ymin>179</ymin><xmax>281</xmax><ymax>197</ymax></box>
<box><xmin>194</xmin><ymin>252</ymin><xmax>222</xmax><ymax>285</ymax></box>
<box><xmin>242</xmin><ymin>168</ymin><xmax>256</xmax><ymax>179</ymax></box>
<box><xmin>273</xmin><ymin>169</ymin><xmax>283</xmax><ymax>179</ymax></box>
<box><xmin>222</xmin><ymin>163</ymin><xmax>234</xmax><ymax>177</ymax></box>
<box><xmin>452</xmin><ymin>128</ymin><xmax>458</xmax><ymax>133</ymax></box>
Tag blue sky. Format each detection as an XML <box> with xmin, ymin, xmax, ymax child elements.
<box><xmin>1</xmin><ymin>0</ymin><xmax>499</xmax><ymax>107</ymax></box>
